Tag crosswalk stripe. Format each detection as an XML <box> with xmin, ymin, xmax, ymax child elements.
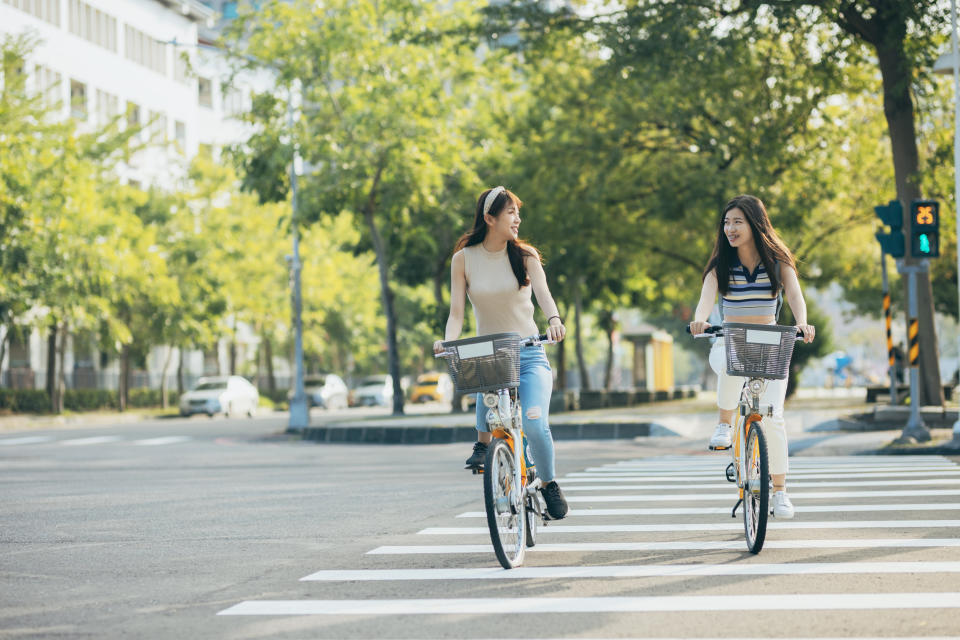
<box><xmin>367</xmin><ymin>538</ymin><xmax>960</xmax><ymax>554</ymax></box>
<box><xmin>456</xmin><ymin>503</ymin><xmax>960</xmax><ymax>517</ymax></box>
<box><xmin>563</xmin><ymin>470</ymin><xmax>960</xmax><ymax>482</ymax></box>
<box><xmin>60</xmin><ymin>436</ymin><xmax>122</xmax><ymax>446</ymax></box>
<box><xmin>133</xmin><ymin>436</ymin><xmax>192</xmax><ymax>446</ymax></box>
<box><xmin>613</xmin><ymin>456</ymin><xmax>952</xmax><ymax>463</ymax></box>
<box><xmin>419</xmin><ymin>520</ymin><xmax>960</xmax><ymax>535</ymax></box>
<box><xmin>564</xmin><ymin>479</ymin><xmax>960</xmax><ymax>491</ymax></box>
<box><xmin>569</xmin><ymin>466</ymin><xmax>959</xmax><ymax>477</ymax></box>
<box><xmin>566</xmin><ymin>489</ymin><xmax>960</xmax><ymax>502</ymax></box>
<box><xmin>301</xmin><ymin>561</ymin><xmax>960</xmax><ymax>581</ymax></box>
<box><xmin>217</xmin><ymin>592</ymin><xmax>960</xmax><ymax>615</ymax></box>
<box><xmin>0</xmin><ymin>436</ymin><xmax>54</xmax><ymax>446</ymax></box>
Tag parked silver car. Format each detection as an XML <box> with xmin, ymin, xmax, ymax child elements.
<box><xmin>352</xmin><ymin>374</ymin><xmax>393</xmax><ymax>407</ymax></box>
<box><xmin>289</xmin><ymin>373</ymin><xmax>349</xmax><ymax>410</ymax></box>
<box><xmin>179</xmin><ymin>376</ymin><xmax>259</xmax><ymax>417</ymax></box>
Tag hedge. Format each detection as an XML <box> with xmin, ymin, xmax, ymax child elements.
<box><xmin>0</xmin><ymin>389</ymin><xmax>180</xmax><ymax>413</ymax></box>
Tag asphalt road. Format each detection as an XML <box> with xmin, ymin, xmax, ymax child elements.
<box><xmin>2</xmin><ymin>409</ymin><xmax>960</xmax><ymax>639</ymax></box>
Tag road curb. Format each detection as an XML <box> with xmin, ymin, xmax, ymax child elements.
<box><xmin>294</xmin><ymin>421</ymin><xmax>669</xmax><ymax>444</ymax></box>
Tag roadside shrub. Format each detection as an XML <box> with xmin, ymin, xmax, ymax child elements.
<box><xmin>63</xmin><ymin>390</ymin><xmax>116</xmax><ymax>411</ymax></box>
<box><xmin>0</xmin><ymin>389</ymin><xmax>52</xmax><ymax>413</ymax></box>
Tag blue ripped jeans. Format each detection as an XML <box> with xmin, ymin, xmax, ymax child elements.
<box><xmin>474</xmin><ymin>345</ymin><xmax>556</xmax><ymax>482</ymax></box>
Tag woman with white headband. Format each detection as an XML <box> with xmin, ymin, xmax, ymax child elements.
<box><xmin>433</xmin><ymin>186</ymin><xmax>569</xmax><ymax>520</ymax></box>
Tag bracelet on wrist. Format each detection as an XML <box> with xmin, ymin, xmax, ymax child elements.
<box><xmin>548</xmin><ymin>315</ymin><xmax>562</xmax><ymax>325</ymax></box>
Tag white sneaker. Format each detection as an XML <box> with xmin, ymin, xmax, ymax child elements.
<box><xmin>772</xmin><ymin>490</ymin><xmax>795</xmax><ymax>519</ymax></box>
<box><xmin>708</xmin><ymin>423</ymin><xmax>732</xmax><ymax>450</ymax></box>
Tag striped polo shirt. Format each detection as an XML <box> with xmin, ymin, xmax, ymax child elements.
<box><xmin>721</xmin><ymin>257</ymin><xmax>778</xmax><ymax>318</ymax></box>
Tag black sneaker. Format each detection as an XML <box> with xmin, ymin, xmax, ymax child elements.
<box><xmin>464</xmin><ymin>441</ymin><xmax>488</xmax><ymax>469</ymax></box>
<box><xmin>541</xmin><ymin>481</ymin><xmax>568</xmax><ymax>520</ymax></box>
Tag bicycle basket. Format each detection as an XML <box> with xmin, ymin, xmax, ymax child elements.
<box><xmin>722</xmin><ymin>323</ymin><xmax>798</xmax><ymax>380</ymax></box>
<box><xmin>441</xmin><ymin>332</ymin><xmax>522</xmax><ymax>394</ymax></box>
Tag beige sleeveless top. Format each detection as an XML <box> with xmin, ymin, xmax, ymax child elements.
<box><xmin>461</xmin><ymin>244</ymin><xmax>538</xmax><ymax>337</ymax></box>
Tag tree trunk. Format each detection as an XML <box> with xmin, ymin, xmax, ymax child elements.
<box><xmin>55</xmin><ymin>322</ymin><xmax>67</xmax><ymax>414</ymax></box>
<box><xmin>264</xmin><ymin>336</ymin><xmax>276</xmax><ymax>392</ymax></box>
<box><xmin>46</xmin><ymin>321</ymin><xmax>57</xmax><ymax>401</ymax></box>
<box><xmin>119</xmin><ymin>344</ymin><xmax>130</xmax><ymax>412</ymax></box>
<box><xmin>603</xmin><ymin>325</ymin><xmax>614</xmax><ymax>390</ymax></box>
<box><xmin>160</xmin><ymin>345</ymin><xmax>174</xmax><ymax>409</ymax></box>
<box><xmin>176</xmin><ymin>348</ymin><xmax>184</xmax><ymax>396</ymax></box>
<box><xmin>574</xmin><ymin>281</ymin><xmax>590</xmax><ymax>391</ymax></box>
<box><xmin>0</xmin><ymin>326</ymin><xmax>8</xmax><ymax>382</ymax></box>
<box><xmin>363</xmin><ymin>161</ymin><xmax>404</xmax><ymax>415</ymax></box>
<box><xmin>875</xmin><ymin>38</ymin><xmax>943</xmax><ymax>406</ymax></box>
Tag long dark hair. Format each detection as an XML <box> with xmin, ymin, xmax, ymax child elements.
<box><xmin>455</xmin><ymin>187</ymin><xmax>537</xmax><ymax>289</ymax></box>
<box><xmin>703</xmin><ymin>195</ymin><xmax>795</xmax><ymax>295</ymax></box>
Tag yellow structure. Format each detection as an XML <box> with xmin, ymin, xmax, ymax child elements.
<box><xmin>622</xmin><ymin>324</ymin><xmax>675</xmax><ymax>392</ymax></box>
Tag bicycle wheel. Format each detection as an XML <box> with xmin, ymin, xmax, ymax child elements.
<box><xmin>484</xmin><ymin>438</ymin><xmax>525</xmax><ymax>568</ymax></box>
<box><xmin>742</xmin><ymin>421</ymin><xmax>769</xmax><ymax>553</ymax></box>
<box><xmin>525</xmin><ymin>469</ymin><xmax>539</xmax><ymax>548</ymax></box>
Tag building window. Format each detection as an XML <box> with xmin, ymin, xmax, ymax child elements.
<box><xmin>198</xmin><ymin>77</ymin><xmax>213</xmax><ymax>108</ymax></box>
<box><xmin>67</xmin><ymin>0</ymin><xmax>116</xmax><ymax>52</ymax></box>
<box><xmin>148</xmin><ymin>110</ymin><xmax>167</xmax><ymax>142</ymax></box>
<box><xmin>126</xmin><ymin>101</ymin><xmax>140</xmax><ymax>130</ymax></box>
<box><xmin>8</xmin><ymin>327</ymin><xmax>30</xmax><ymax>369</ymax></box>
<box><xmin>174</xmin><ymin>120</ymin><xmax>186</xmax><ymax>150</ymax></box>
<box><xmin>2</xmin><ymin>0</ymin><xmax>60</xmax><ymax>27</ymax></box>
<box><xmin>70</xmin><ymin>79</ymin><xmax>87</xmax><ymax>120</ymax></box>
<box><xmin>95</xmin><ymin>89</ymin><xmax>117</xmax><ymax>125</ymax></box>
<box><xmin>223</xmin><ymin>86</ymin><xmax>245</xmax><ymax>116</ymax></box>
<box><xmin>124</xmin><ymin>24</ymin><xmax>167</xmax><ymax>76</ymax></box>
<box><xmin>33</xmin><ymin>64</ymin><xmax>62</xmax><ymax>108</ymax></box>
<box><xmin>174</xmin><ymin>51</ymin><xmax>191</xmax><ymax>85</ymax></box>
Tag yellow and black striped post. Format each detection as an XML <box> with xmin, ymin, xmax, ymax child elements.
<box><xmin>884</xmin><ymin>293</ymin><xmax>893</xmax><ymax>369</ymax></box>
<box><xmin>908</xmin><ymin>317</ymin><xmax>920</xmax><ymax>367</ymax></box>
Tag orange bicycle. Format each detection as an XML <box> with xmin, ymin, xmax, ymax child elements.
<box><xmin>435</xmin><ymin>332</ymin><xmax>552</xmax><ymax>568</ymax></box>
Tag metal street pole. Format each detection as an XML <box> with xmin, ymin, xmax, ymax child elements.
<box><xmin>952</xmin><ymin>0</ymin><xmax>960</xmax><ymax>445</ymax></box>
<box><xmin>896</xmin><ymin>261</ymin><xmax>931</xmax><ymax>443</ymax></box>
<box><xmin>287</xmin><ymin>82</ymin><xmax>308</xmax><ymax>431</ymax></box>
<box><xmin>880</xmin><ymin>251</ymin><xmax>897</xmax><ymax>405</ymax></box>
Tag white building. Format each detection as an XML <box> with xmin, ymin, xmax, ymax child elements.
<box><xmin>0</xmin><ymin>0</ymin><xmax>285</xmax><ymax>394</ymax></box>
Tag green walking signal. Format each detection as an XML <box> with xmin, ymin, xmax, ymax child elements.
<box><xmin>909</xmin><ymin>200</ymin><xmax>939</xmax><ymax>258</ymax></box>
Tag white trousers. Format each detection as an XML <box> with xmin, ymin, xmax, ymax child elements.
<box><xmin>709</xmin><ymin>338</ymin><xmax>789</xmax><ymax>475</ymax></box>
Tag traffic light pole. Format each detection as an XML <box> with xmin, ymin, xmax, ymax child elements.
<box><xmin>880</xmin><ymin>252</ymin><xmax>897</xmax><ymax>406</ymax></box>
<box><xmin>895</xmin><ymin>261</ymin><xmax>932</xmax><ymax>443</ymax></box>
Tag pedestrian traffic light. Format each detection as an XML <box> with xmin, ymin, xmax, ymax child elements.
<box><xmin>874</xmin><ymin>200</ymin><xmax>904</xmax><ymax>257</ymax></box>
<box><xmin>909</xmin><ymin>200</ymin><xmax>939</xmax><ymax>258</ymax></box>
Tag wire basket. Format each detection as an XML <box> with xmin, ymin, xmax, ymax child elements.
<box><xmin>723</xmin><ymin>323</ymin><xmax>798</xmax><ymax>380</ymax></box>
<box><xmin>441</xmin><ymin>333</ymin><xmax>522</xmax><ymax>394</ymax></box>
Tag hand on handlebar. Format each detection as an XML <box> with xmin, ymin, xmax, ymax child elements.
<box><xmin>796</xmin><ymin>324</ymin><xmax>815</xmax><ymax>344</ymax></box>
<box><xmin>433</xmin><ymin>339</ymin><xmax>445</xmax><ymax>354</ymax></box>
<box><xmin>546</xmin><ymin>318</ymin><xmax>566</xmax><ymax>342</ymax></box>
<box><xmin>688</xmin><ymin>320</ymin><xmax>711</xmax><ymax>336</ymax></box>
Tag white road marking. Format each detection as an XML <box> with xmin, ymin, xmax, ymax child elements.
<box><xmin>60</xmin><ymin>436</ymin><xmax>122</xmax><ymax>446</ymax></box>
<box><xmin>566</xmin><ymin>489</ymin><xmax>960</xmax><ymax>502</ymax></box>
<box><xmin>563</xmin><ymin>479</ymin><xmax>960</xmax><ymax>491</ymax></box>
<box><xmin>367</xmin><ymin>538</ymin><xmax>960</xmax><ymax>554</ymax></box>
<box><xmin>0</xmin><ymin>436</ymin><xmax>54</xmax><ymax>446</ymax></box>
<box><xmin>217</xmin><ymin>592</ymin><xmax>960</xmax><ymax>615</ymax></box>
<box><xmin>456</xmin><ymin>503</ymin><xmax>960</xmax><ymax>517</ymax></box>
<box><xmin>133</xmin><ymin>436</ymin><xmax>193</xmax><ymax>446</ymax></box>
<box><xmin>564</xmin><ymin>470</ymin><xmax>960</xmax><ymax>481</ymax></box>
<box><xmin>301</xmin><ymin>561</ymin><xmax>960</xmax><ymax>581</ymax></box>
<box><xmin>569</xmin><ymin>466</ymin><xmax>959</xmax><ymax>477</ymax></box>
<box><xmin>418</xmin><ymin>520</ymin><xmax>960</xmax><ymax>535</ymax></box>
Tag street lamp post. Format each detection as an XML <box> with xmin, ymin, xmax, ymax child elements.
<box><xmin>934</xmin><ymin>0</ymin><xmax>960</xmax><ymax>446</ymax></box>
<box><xmin>286</xmin><ymin>81</ymin><xmax>309</xmax><ymax>432</ymax></box>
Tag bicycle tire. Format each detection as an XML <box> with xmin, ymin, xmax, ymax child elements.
<box><xmin>484</xmin><ymin>438</ymin><xmax>525</xmax><ymax>568</ymax></box>
<box><xmin>743</xmin><ymin>421</ymin><xmax>769</xmax><ymax>554</ymax></box>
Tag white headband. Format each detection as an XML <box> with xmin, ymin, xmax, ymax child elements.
<box><xmin>482</xmin><ymin>186</ymin><xmax>506</xmax><ymax>217</ymax></box>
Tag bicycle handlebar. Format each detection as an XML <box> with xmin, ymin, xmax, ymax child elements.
<box><xmin>686</xmin><ymin>325</ymin><xmax>805</xmax><ymax>338</ymax></box>
<box><xmin>433</xmin><ymin>333</ymin><xmax>555</xmax><ymax>357</ymax></box>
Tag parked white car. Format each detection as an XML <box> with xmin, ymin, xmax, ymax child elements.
<box><xmin>352</xmin><ymin>374</ymin><xmax>393</xmax><ymax>407</ymax></box>
<box><xmin>179</xmin><ymin>376</ymin><xmax>259</xmax><ymax>418</ymax></box>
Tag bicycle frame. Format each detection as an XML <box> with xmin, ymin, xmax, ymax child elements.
<box><xmin>484</xmin><ymin>387</ymin><xmax>542</xmax><ymax>496</ymax></box>
<box><xmin>731</xmin><ymin>379</ymin><xmax>768</xmax><ymax>502</ymax></box>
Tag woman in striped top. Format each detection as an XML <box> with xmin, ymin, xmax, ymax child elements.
<box><xmin>689</xmin><ymin>195</ymin><xmax>815</xmax><ymax>519</ymax></box>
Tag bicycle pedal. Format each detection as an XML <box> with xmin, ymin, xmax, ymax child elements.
<box><xmin>466</xmin><ymin>464</ymin><xmax>484</xmax><ymax>474</ymax></box>
<box><xmin>709</xmin><ymin>444</ymin><xmax>731</xmax><ymax>451</ymax></box>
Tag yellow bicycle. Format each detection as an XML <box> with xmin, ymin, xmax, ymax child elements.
<box><xmin>435</xmin><ymin>332</ymin><xmax>552</xmax><ymax>569</ymax></box>
<box><xmin>690</xmin><ymin>322</ymin><xmax>802</xmax><ymax>553</ymax></box>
